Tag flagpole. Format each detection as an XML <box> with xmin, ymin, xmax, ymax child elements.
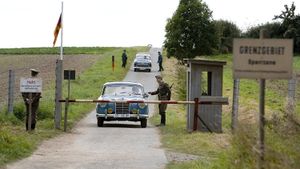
<box><xmin>60</xmin><ymin>1</ymin><xmax>63</xmax><ymax>60</ymax></box>
<box><xmin>55</xmin><ymin>1</ymin><xmax>64</xmax><ymax>129</ymax></box>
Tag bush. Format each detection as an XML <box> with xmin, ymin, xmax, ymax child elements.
<box><xmin>12</xmin><ymin>103</ymin><xmax>26</xmax><ymax>121</ymax></box>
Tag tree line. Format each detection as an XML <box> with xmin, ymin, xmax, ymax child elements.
<box><xmin>164</xmin><ymin>0</ymin><xmax>300</xmax><ymax>60</ymax></box>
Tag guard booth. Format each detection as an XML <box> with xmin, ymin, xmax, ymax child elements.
<box><xmin>184</xmin><ymin>59</ymin><xmax>227</xmax><ymax>133</ymax></box>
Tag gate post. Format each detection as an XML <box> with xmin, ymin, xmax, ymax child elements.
<box><xmin>193</xmin><ymin>98</ymin><xmax>199</xmax><ymax>131</ymax></box>
<box><xmin>55</xmin><ymin>59</ymin><xmax>63</xmax><ymax>129</ymax></box>
<box><xmin>7</xmin><ymin>70</ymin><xmax>15</xmax><ymax>114</ymax></box>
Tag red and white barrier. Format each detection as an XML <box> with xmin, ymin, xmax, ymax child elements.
<box><xmin>59</xmin><ymin>96</ymin><xmax>228</xmax><ymax>105</ymax></box>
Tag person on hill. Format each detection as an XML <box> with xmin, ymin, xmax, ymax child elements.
<box><xmin>121</xmin><ymin>49</ymin><xmax>128</xmax><ymax>68</ymax></box>
<box><xmin>157</xmin><ymin>51</ymin><xmax>164</xmax><ymax>71</ymax></box>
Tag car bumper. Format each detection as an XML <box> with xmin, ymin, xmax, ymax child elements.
<box><xmin>134</xmin><ymin>66</ymin><xmax>151</xmax><ymax>70</ymax></box>
<box><xmin>96</xmin><ymin>113</ymin><xmax>149</xmax><ymax>120</ymax></box>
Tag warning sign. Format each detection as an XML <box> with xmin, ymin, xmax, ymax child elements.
<box><xmin>233</xmin><ymin>39</ymin><xmax>293</xmax><ymax>79</ymax></box>
<box><xmin>20</xmin><ymin>78</ymin><xmax>42</xmax><ymax>93</ymax></box>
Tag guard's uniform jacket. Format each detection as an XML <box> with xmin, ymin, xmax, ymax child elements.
<box><xmin>149</xmin><ymin>82</ymin><xmax>171</xmax><ymax>125</ymax></box>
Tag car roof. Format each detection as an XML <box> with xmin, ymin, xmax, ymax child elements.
<box><xmin>136</xmin><ymin>53</ymin><xmax>150</xmax><ymax>57</ymax></box>
<box><xmin>103</xmin><ymin>81</ymin><xmax>143</xmax><ymax>87</ymax></box>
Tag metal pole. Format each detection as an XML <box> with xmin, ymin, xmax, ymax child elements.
<box><xmin>258</xmin><ymin>29</ymin><xmax>267</xmax><ymax>169</ymax></box>
<box><xmin>64</xmin><ymin>71</ymin><xmax>70</xmax><ymax>132</ymax></box>
<box><xmin>231</xmin><ymin>79</ymin><xmax>240</xmax><ymax>133</ymax></box>
<box><xmin>193</xmin><ymin>98</ymin><xmax>199</xmax><ymax>131</ymax></box>
<box><xmin>60</xmin><ymin>1</ymin><xmax>63</xmax><ymax>60</ymax></box>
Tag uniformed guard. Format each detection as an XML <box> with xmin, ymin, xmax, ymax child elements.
<box><xmin>21</xmin><ymin>69</ymin><xmax>42</xmax><ymax>131</ymax></box>
<box><xmin>148</xmin><ymin>75</ymin><xmax>171</xmax><ymax>126</ymax></box>
<box><xmin>157</xmin><ymin>51</ymin><xmax>164</xmax><ymax>71</ymax></box>
<box><xmin>121</xmin><ymin>49</ymin><xmax>128</xmax><ymax>68</ymax></box>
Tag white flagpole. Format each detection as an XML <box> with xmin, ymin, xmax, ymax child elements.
<box><xmin>55</xmin><ymin>1</ymin><xmax>64</xmax><ymax>129</ymax></box>
<box><xmin>60</xmin><ymin>1</ymin><xmax>63</xmax><ymax>60</ymax></box>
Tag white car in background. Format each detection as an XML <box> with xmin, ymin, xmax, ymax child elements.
<box><xmin>133</xmin><ymin>53</ymin><xmax>152</xmax><ymax>72</ymax></box>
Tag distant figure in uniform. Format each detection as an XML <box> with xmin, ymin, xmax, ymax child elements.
<box><xmin>21</xmin><ymin>69</ymin><xmax>42</xmax><ymax>131</ymax></box>
<box><xmin>148</xmin><ymin>75</ymin><xmax>171</xmax><ymax>126</ymax></box>
<box><xmin>157</xmin><ymin>51</ymin><xmax>164</xmax><ymax>71</ymax></box>
<box><xmin>121</xmin><ymin>49</ymin><xmax>128</xmax><ymax>68</ymax></box>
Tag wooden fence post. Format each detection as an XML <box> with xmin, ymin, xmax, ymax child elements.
<box><xmin>7</xmin><ymin>70</ymin><xmax>15</xmax><ymax>114</ymax></box>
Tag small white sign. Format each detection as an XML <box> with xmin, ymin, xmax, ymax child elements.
<box><xmin>20</xmin><ymin>78</ymin><xmax>42</xmax><ymax>93</ymax></box>
<box><xmin>233</xmin><ymin>39</ymin><xmax>293</xmax><ymax>79</ymax></box>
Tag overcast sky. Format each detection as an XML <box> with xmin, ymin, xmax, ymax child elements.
<box><xmin>0</xmin><ymin>0</ymin><xmax>299</xmax><ymax>48</ymax></box>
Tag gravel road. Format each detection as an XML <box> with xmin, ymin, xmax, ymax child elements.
<box><xmin>6</xmin><ymin>48</ymin><xmax>167</xmax><ymax>169</ymax></box>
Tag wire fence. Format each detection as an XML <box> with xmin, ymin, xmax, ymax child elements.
<box><xmin>0</xmin><ymin>54</ymin><xmax>100</xmax><ymax>112</ymax></box>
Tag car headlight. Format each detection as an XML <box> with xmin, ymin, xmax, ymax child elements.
<box><xmin>99</xmin><ymin>103</ymin><xmax>107</xmax><ymax>108</ymax></box>
<box><xmin>138</xmin><ymin>103</ymin><xmax>146</xmax><ymax>109</ymax></box>
<box><xmin>107</xmin><ymin>108</ymin><xmax>113</xmax><ymax>114</ymax></box>
<box><xmin>131</xmin><ymin>109</ymin><xmax>138</xmax><ymax>114</ymax></box>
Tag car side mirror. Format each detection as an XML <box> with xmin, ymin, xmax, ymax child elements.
<box><xmin>143</xmin><ymin>93</ymin><xmax>149</xmax><ymax>98</ymax></box>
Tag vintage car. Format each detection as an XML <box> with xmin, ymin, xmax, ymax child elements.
<box><xmin>133</xmin><ymin>53</ymin><xmax>152</xmax><ymax>72</ymax></box>
<box><xmin>96</xmin><ymin>82</ymin><xmax>149</xmax><ymax>128</ymax></box>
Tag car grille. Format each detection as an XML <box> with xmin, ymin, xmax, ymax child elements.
<box><xmin>115</xmin><ymin>103</ymin><xmax>130</xmax><ymax>114</ymax></box>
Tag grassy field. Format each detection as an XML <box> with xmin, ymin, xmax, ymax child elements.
<box><xmin>0</xmin><ymin>46</ymin><xmax>148</xmax><ymax>166</ymax></box>
<box><xmin>151</xmin><ymin>54</ymin><xmax>300</xmax><ymax>169</ymax></box>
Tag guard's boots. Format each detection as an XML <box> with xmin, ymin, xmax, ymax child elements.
<box><xmin>161</xmin><ymin>113</ymin><xmax>166</xmax><ymax>126</ymax></box>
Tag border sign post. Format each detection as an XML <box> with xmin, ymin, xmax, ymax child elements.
<box><xmin>233</xmin><ymin>30</ymin><xmax>293</xmax><ymax>169</ymax></box>
<box><xmin>63</xmin><ymin>70</ymin><xmax>75</xmax><ymax>132</ymax></box>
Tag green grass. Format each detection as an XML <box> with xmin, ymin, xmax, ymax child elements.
<box><xmin>0</xmin><ymin>46</ymin><xmax>148</xmax><ymax>166</ymax></box>
<box><xmin>0</xmin><ymin>47</ymin><xmax>134</xmax><ymax>55</ymax></box>
<box><xmin>153</xmin><ymin>54</ymin><xmax>300</xmax><ymax>169</ymax></box>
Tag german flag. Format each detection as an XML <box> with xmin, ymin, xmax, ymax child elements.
<box><xmin>53</xmin><ymin>14</ymin><xmax>62</xmax><ymax>47</ymax></box>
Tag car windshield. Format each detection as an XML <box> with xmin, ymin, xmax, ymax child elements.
<box><xmin>103</xmin><ymin>84</ymin><xmax>143</xmax><ymax>96</ymax></box>
<box><xmin>136</xmin><ymin>55</ymin><xmax>150</xmax><ymax>60</ymax></box>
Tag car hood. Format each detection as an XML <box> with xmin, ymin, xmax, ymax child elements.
<box><xmin>98</xmin><ymin>95</ymin><xmax>145</xmax><ymax>101</ymax></box>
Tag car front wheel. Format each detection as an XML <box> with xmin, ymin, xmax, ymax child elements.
<box><xmin>141</xmin><ymin>119</ymin><xmax>147</xmax><ymax>128</ymax></box>
<box><xmin>97</xmin><ymin>117</ymin><xmax>104</xmax><ymax>127</ymax></box>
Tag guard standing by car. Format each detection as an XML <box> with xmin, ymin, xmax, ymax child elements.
<box><xmin>121</xmin><ymin>49</ymin><xmax>128</xmax><ymax>68</ymax></box>
<box><xmin>148</xmin><ymin>75</ymin><xmax>171</xmax><ymax>126</ymax></box>
<box><xmin>21</xmin><ymin>69</ymin><xmax>42</xmax><ymax>131</ymax></box>
<box><xmin>157</xmin><ymin>51</ymin><xmax>164</xmax><ymax>71</ymax></box>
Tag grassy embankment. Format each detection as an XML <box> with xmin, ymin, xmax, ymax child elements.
<box><xmin>0</xmin><ymin>46</ymin><xmax>148</xmax><ymax>166</ymax></box>
<box><xmin>151</xmin><ymin>54</ymin><xmax>300</xmax><ymax>169</ymax></box>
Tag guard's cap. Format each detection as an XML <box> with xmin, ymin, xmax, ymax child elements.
<box><xmin>30</xmin><ymin>69</ymin><xmax>39</xmax><ymax>73</ymax></box>
<box><xmin>155</xmin><ymin>75</ymin><xmax>162</xmax><ymax>80</ymax></box>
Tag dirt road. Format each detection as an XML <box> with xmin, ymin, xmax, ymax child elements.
<box><xmin>7</xmin><ymin>48</ymin><xmax>167</xmax><ymax>169</ymax></box>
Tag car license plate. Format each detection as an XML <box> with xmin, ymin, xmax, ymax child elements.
<box><xmin>115</xmin><ymin>114</ymin><xmax>130</xmax><ymax>118</ymax></box>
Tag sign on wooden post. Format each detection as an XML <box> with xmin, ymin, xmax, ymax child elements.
<box><xmin>233</xmin><ymin>35</ymin><xmax>294</xmax><ymax>169</ymax></box>
<box><xmin>20</xmin><ymin>78</ymin><xmax>42</xmax><ymax>93</ymax></box>
<box><xmin>233</xmin><ymin>39</ymin><xmax>293</xmax><ymax>79</ymax></box>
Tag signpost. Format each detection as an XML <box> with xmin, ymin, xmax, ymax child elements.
<box><xmin>20</xmin><ymin>78</ymin><xmax>42</xmax><ymax>93</ymax></box>
<box><xmin>63</xmin><ymin>70</ymin><xmax>75</xmax><ymax>132</ymax></box>
<box><xmin>233</xmin><ymin>39</ymin><xmax>293</xmax><ymax>79</ymax></box>
<box><xmin>233</xmin><ymin>31</ymin><xmax>293</xmax><ymax>169</ymax></box>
